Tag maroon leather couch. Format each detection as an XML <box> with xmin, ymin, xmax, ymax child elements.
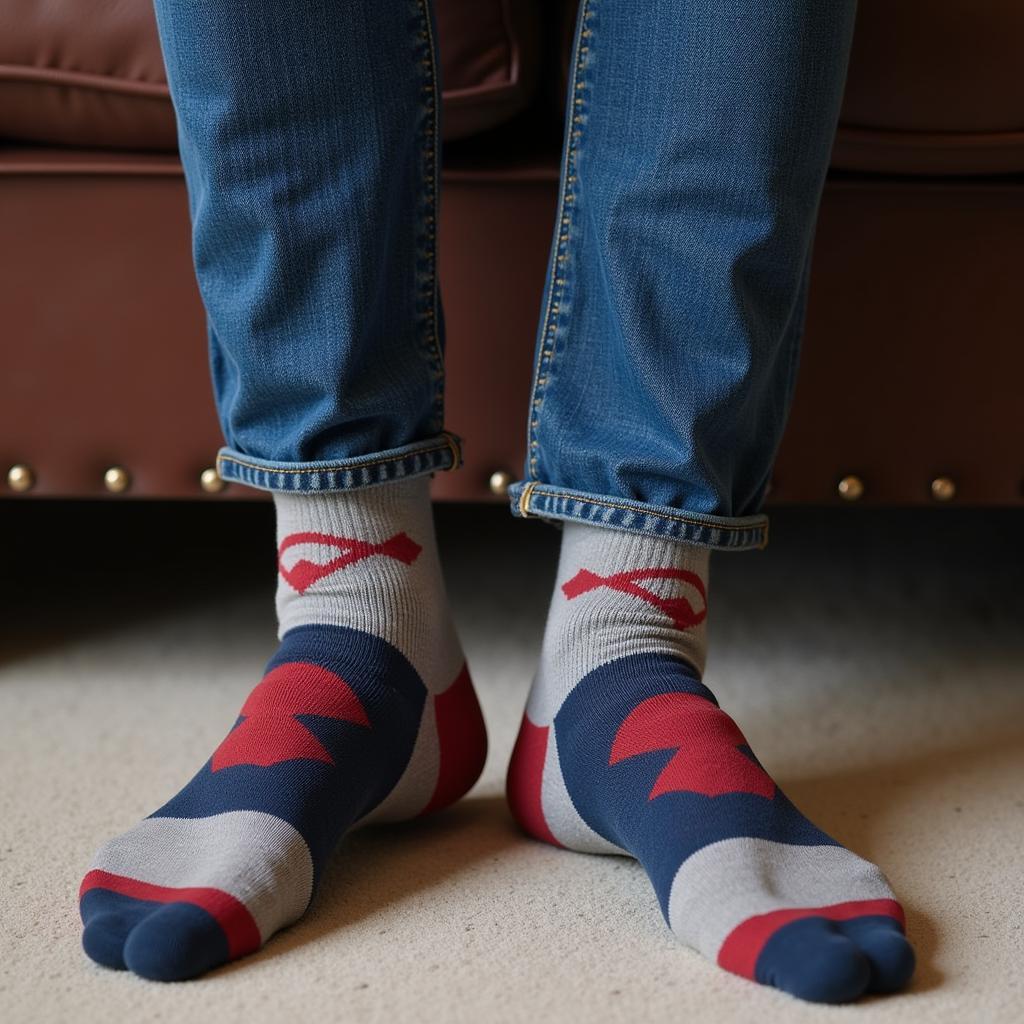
<box><xmin>2</xmin><ymin>0</ymin><xmax>1022</xmax><ymax>506</ymax></box>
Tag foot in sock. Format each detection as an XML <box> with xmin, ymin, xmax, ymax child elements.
<box><xmin>79</xmin><ymin>476</ymin><xmax>487</xmax><ymax>981</ymax></box>
<box><xmin>507</xmin><ymin>521</ymin><xmax>914</xmax><ymax>1004</ymax></box>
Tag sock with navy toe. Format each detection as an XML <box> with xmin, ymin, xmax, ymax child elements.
<box><xmin>79</xmin><ymin>475</ymin><xmax>487</xmax><ymax>981</ymax></box>
<box><xmin>507</xmin><ymin>521</ymin><xmax>914</xmax><ymax>1005</ymax></box>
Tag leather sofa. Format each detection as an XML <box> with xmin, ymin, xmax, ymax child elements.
<box><xmin>2</xmin><ymin>0</ymin><xmax>1022</xmax><ymax>507</ymax></box>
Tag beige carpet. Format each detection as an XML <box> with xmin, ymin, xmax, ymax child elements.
<box><xmin>1</xmin><ymin>501</ymin><xmax>1021</xmax><ymax>1023</ymax></box>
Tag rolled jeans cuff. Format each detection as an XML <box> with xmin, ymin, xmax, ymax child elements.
<box><xmin>506</xmin><ymin>481</ymin><xmax>769</xmax><ymax>551</ymax></box>
<box><xmin>215</xmin><ymin>430</ymin><xmax>463</xmax><ymax>494</ymax></box>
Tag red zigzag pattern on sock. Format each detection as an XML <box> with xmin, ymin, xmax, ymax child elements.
<box><xmin>278</xmin><ymin>531</ymin><xmax>422</xmax><ymax>594</ymax></box>
<box><xmin>562</xmin><ymin>566</ymin><xmax>707</xmax><ymax>630</ymax></box>
<box><xmin>609</xmin><ymin>692</ymin><xmax>775</xmax><ymax>800</ymax></box>
<box><xmin>211</xmin><ymin>662</ymin><xmax>370</xmax><ymax>771</ymax></box>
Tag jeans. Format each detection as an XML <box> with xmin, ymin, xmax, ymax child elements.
<box><xmin>151</xmin><ymin>0</ymin><xmax>857</xmax><ymax>552</ymax></box>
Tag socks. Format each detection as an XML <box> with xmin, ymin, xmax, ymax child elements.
<box><xmin>507</xmin><ymin>521</ymin><xmax>915</xmax><ymax>1004</ymax></box>
<box><xmin>80</xmin><ymin>476</ymin><xmax>486</xmax><ymax>980</ymax></box>
<box><xmin>78</xmin><ymin>484</ymin><xmax>914</xmax><ymax>996</ymax></box>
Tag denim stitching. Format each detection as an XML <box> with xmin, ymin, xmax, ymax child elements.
<box><xmin>442</xmin><ymin>429</ymin><xmax>463</xmax><ymax>469</ymax></box>
<box><xmin>216</xmin><ymin>435</ymin><xmax>458</xmax><ymax>476</ymax></box>
<box><xmin>517</xmin><ymin>480</ymin><xmax>538</xmax><ymax>517</ymax></box>
<box><xmin>526</xmin><ymin>0</ymin><xmax>594</xmax><ymax>480</ymax></box>
<box><xmin>412</xmin><ymin>0</ymin><xmax>446</xmax><ymax>434</ymax></box>
<box><xmin>525</xmin><ymin>489</ymin><xmax>764</xmax><ymax>533</ymax></box>
<box><xmin>216</xmin><ymin>443</ymin><xmax>455</xmax><ymax>494</ymax></box>
<box><xmin>515</xmin><ymin>483</ymin><xmax>769</xmax><ymax>549</ymax></box>
<box><xmin>216</xmin><ymin>458</ymin><xmax>448</xmax><ymax>487</ymax></box>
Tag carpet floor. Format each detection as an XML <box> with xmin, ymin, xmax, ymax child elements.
<box><xmin>1</xmin><ymin>501</ymin><xmax>1021</xmax><ymax>1023</ymax></box>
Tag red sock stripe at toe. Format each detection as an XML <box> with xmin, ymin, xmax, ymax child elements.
<box><xmin>717</xmin><ymin>898</ymin><xmax>906</xmax><ymax>980</ymax></box>
<box><xmin>79</xmin><ymin>869</ymin><xmax>262</xmax><ymax>959</ymax></box>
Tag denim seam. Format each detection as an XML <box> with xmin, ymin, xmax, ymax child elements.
<box><xmin>517</xmin><ymin>480</ymin><xmax>538</xmax><ymax>518</ymax></box>
<box><xmin>519</xmin><ymin>485</ymin><xmax>767</xmax><ymax>536</ymax></box>
<box><xmin>412</xmin><ymin>0</ymin><xmax>445</xmax><ymax>435</ymax></box>
<box><xmin>441</xmin><ymin>429</ymin><xmax>463</xmax><ymax>469</ymax></box>
<box><xmin>216</xmin><ymin>431</ymin><xmax>460</xmax><ymax>476</ymax></box>
<box><xmin>526</xmin><ymin>0</ymin><xmax>594</xmax><ymax>481</ymax></box>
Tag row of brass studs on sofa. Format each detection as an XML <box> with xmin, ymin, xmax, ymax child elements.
<box><xmin>0</xmin><ymin>464</ymin><xmax>975</xmax><ymax>502</ymax></box>
<box><xmin>4</xmin><ymin>464</ymin><xmax>227</xmax><ymax>494</ymax></box>
<box><xmin>834</xmin><ymin>474</ymin><xmax>957</xmax><ymax>502</ymax></box>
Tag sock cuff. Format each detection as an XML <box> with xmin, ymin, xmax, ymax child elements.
<box><xmin>272</xmin><ymin>475</ymin><xmax>434</xmax><ymax>543</ymax></box>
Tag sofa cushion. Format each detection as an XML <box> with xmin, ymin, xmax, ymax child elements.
<box><xmin>0</xmin><ymin>0</ymin><xmax>541</xmax><ymax>150</ymax></box>
<box><xmin>833</xmin><ymin>0</ymin><xmax>1024</xmax><ymax>174</ymax></box>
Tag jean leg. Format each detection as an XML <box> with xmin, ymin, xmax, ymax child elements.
<box><xmin>151</xmin><ymin>0</ymin><xmax>460</xmax><ymax>493</ymax></box>
<box><xmin>507</xmin><ymin>0</ymin><xmax>857</xmax><ymax>549</ymax></box>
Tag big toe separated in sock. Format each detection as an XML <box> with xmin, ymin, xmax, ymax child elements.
<box><xmin>507</xmin><ymin>521</ymin><xmax>914</xmax><ymax>1004</ymax></box>
<box><xmin>79</xmin><ymin>478</ymin><xmax>486</xmax><ymax>980</ymax></box>
<box><xmin>753</xmin><ymin>916</ymin><xmax>915</xmax><ymax>1002</ymax></box>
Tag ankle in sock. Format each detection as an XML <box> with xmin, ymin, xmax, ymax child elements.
<box><xmin>507</xmin><ymin>521</ymin><xmax>914</xmax><ymax>1004</ymax></box>
<box><xmin>80</xmin><ymin>475</ymin><xmax>486</xmax><ymax>981</ymax></box>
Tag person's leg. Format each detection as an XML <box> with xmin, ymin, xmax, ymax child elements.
<box><xmin>79</xmin><ymin>0</ymin><xmax>485</xmax><ymax>981</ymax></box>
<box><xmin>506</xmin><ymin>0</ymin><xmax>915</xmax><ymax>1004</ymax></box>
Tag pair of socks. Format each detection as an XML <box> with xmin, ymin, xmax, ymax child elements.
<box><xmin>79</xmin><ymin>477</ymin><xmax>913</xmax><ymax>1002</ymax></box>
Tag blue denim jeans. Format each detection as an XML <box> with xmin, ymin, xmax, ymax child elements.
<box><xmin>152</xmin><ymin>0</ymin><xmax>856</xmax><ymax>552</ymax></box>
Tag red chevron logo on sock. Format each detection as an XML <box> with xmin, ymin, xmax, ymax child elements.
<box><xmin>610</xmin><ymin>692</ymin><xmax>775</xmax><ymax>799</ymax></box>
<box><xmin>562</xmin><ymin>566</ymin><xmax>707</xmax><ymax>629</ymax></box>
<box><xmin>278</xmin><ymin>531</ymin><xmax>422</xmax><ymax>594</ymax></box>
<box><xmin>211</xmin><ymin>661</ymin><xmax>370</xmax><ymax>771</ymax></box>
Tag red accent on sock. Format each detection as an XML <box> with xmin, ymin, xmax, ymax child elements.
<box><xmin>506</xmin><ymin>715</ymin><xmax>563</xmax><ymax>847</ymax></box>
<box><xmin>609</xmin><ymin>692</ymin><xmax>775</xmax><ymax>800</ymax></box>
<box><xmin>212</xmin><ymin>661</ymin><xmax>370</xmax><ymax>771</ymax></box>
<box><xmin>79</xmin><ymin>869</ymin><xmax>262</xmax><ymax>959</ymax></box>
<box><xmin>562</xmin><ymin>566</ymin><xmax>707</xmax><ymax>630</ymax></box>
<box><xmin>212</xmin><ymin>717</ymin><xmax>335</xmax><ymax>771</ymax></box>
<box><xmin>419</xmin><ymin>663</ymin><xmax>488</xmax><ymax>816</ymax></box>
<box><xmin>717</xmin><ymin>899</ymin><xmax>906</xmax><ymax>980</ymax></box>
<box><xmin>278</xmin><ymin>530</ymin><xmax>422</xmax><ymax>594</ymax></box>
